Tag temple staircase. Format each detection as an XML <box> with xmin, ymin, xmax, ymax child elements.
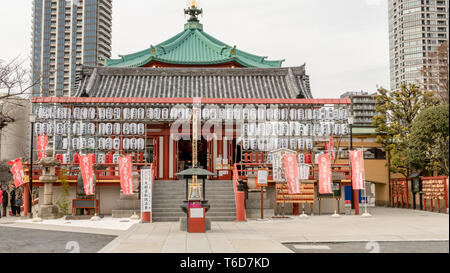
<box><xmin>152</xmin><ymin>180</ymin><xmax>236</xmax><ymax>222</ymax></box>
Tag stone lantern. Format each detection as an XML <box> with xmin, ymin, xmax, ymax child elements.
<box><xmin>37</xmin><ymin>148</ymin><xmax>60</xmax><ymax>219</ymax></box>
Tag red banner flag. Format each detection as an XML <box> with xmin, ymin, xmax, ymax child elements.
<box><xmin>8</xmin><ymin>158</ymin><xmax>26</xmax><ymax>188</ymax></box>
<box><xmin>119</xmin><ymin>155</ymin><xmax>134</xmax><ymax>195</ymax></box>
<box><xmin>79</xmin><ymin>154</ymin><xmax>95</xmax><ymax>196</ymax></box>
<box><xmin>350</xmin><ymin>150</ymin><xmax>365</xmax><ymax>190</ymax></box>
<box><xmin>329</xmin><ymin>136</ymin><xmax>335</xmax><ymax>160</ymax></box>
<box><xmin>282</xmin><ymin>154</ymin><xmax>301</xmax><ymax>194</ymax></box>
<box><xmin>36</xmin><ymin>134</ymin><xmax>48</xmax><ymax>159</ymax></box>
<box><xmin>318</xmin><ymin>153</ymin><xmax>332</xmax><ymax>194</ymax></box>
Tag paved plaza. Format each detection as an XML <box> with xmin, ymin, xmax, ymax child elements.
<box><xmin>0</xmin><ymin>207</ymin><xmax>448</xmax><ymax>253</ymax></box>
<box><xmin>99</xmin><ymin>207</ymin><xmax>449</xmax><ymax>253</ymax></box>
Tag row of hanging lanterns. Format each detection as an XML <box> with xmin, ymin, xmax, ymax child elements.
<box><xmin>65</xmin><ymin>137</ymin><xmax>146</xmax><ymax>150</ymax></box>
<box><xmin>34</xmin><ymin>122</ymin><xmax>146</xmax><ymax>136</ymax></box>
<box><xmin>36</xmin><ymin>105</ymin><xmax>350</xmax><ymax>122</ymax></box>
<box><xmin>241</xmin><ymin>122</ymin><xmax>349</xmax><ymax>137</ymax></box>
<box><xmin>241</xmin><ymin>137</ymin><xmax>315</xmax><ymax>151</ymax></box>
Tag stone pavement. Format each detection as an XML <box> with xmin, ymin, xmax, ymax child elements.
<box><xmin>99</xmin><ymin>207</ymin><xmax>449</xmax><ymax>253</ymax></box>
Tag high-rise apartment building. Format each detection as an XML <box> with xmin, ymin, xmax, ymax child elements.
<box><xmin>31</xmin><ymin>0</ymin><xmax>112</xmax><ymax>97</ymax></box>
<box><xmin>388</xmin><ymin>0</ymin><xmax>449</xmax><ymax>91</ymax></box>
<box><xmin>341</xmin><ymin>91</ymin><xmax>377</xmax><ymax>127</ymax></box>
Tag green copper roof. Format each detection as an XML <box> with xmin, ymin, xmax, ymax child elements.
<box><xmin>106</xmin><ymin>22</ymin><xmax>284</xmax><ymax>68</ymax></box>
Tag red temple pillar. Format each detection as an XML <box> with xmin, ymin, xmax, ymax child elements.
<box><xmin>293</xmin><ymin>203</ymin><xmax>300</xmax><ymax>215</ymax></box>
<box><xmin>23</xmin><ymin>184</ymin><xmax>30</xmax><ymax>217</ymax></box>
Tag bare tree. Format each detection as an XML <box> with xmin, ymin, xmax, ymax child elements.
<box><xmin>421</xmin><ymin>41</ymin><xmax>449</xmax><ymax>103</ymax></box>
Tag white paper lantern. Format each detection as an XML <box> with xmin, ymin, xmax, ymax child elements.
<box><xmin>127</xmin><ymin>123</ymin><xmax>134</xmax><ymax>135</ymax></box>
<box><xmin>306</xmin><ymin>109</ymin><xmax>313</xmax><ymax>120</ymax></box>
<box><xmin>98</xmin><ymin>138</ymin><xmax>105</xmax><ymax>150</ymax></box>
<box><xmin>281</xmin><ymin>108</ymin><xmax>288</xmax><ymax>120</ymax></box>
<box><xmin>80</xmin><ymin>138</ymin><xmax>87</xmax><ymax>149</ymax></box>
<box><xmin>73</xmin><ymin>108</ymin><xmax>81</xmax><ymax>119</ymax></box>
<box><xmin>162</xmin><ymin>108</ymin><xmax>169</xmax><ymax>119</ymax></box>
<box><xmin>258</xmin><ymin>123</ymin><xmax>266</xmax><ymax>136</ymax></box>
<box><xmin>123</xmin><ymin>108</ymin><xmax>130</xmax><ymax>120</ymax></box>
<box><xmin>290</xmin><ymin>138</ymin><xmax>297</xmax><ymax>150</ymax></box>
<box><xmin>272</xmin><ymin>122</ymin><xmax>279</xmax><ymax>136</ymax></box>
<box><xmin>113</xmin><ymin>154</ymin><xmax>120</xmax><ymax>164</ymax></box>
<box><xmin>72</xmin><ymin>138</ymin><xmax>79</xmax><ymax>150</ymax></box>
<box><xmin>250</xmin><ymin>108</ymin><xmax>257</xmax><ymax>121</ymax></box>
<box><xmin>130</xmin><ymin>138</ymin><xmax>137</xmax><ymax>150</ymax></box>
<box><xmin>56</xmin><ymin>123</ymin><xmax>64</xmax><ymax>135</ymax></box>
<box><xmin>107</xmin><ymin>123</ymin><xmax>113</xmax><ymax>135</ymax></box>
<box><xmin>88</xmin><ymin>108</ymin><xmax>96</xmax><ymax>119</ymax></box>
<box><xmin>248</xmin><ymin>123</ymin><xmax>256</xmax><ymax>136</ymax></box>
<box><xmin>98</xmin><ymin>108</ymin><xmax>106</xmax><ymax>120</ymax></box>
<box><xmin>130</xmin><ymin>108</ymin><xmax>139</xmax><ymax>119</ymax></box>
<box><xmin>105</xmin><ymin>108</ymin><xmax>113</xmax><ymax>120</ymax></box>
<box><xmin>297</xmin><ymin>109</ymin><xmax>304</xmax><ymax>120</ymax></box>
<box><xmin>146</xmin><ymin>108</ymin><xmax>154</xmax><ymax>119</ymax></box>
<box><xmin>170</xmin><ymin>108</ymin><xmax>177</xmax><ymax>119</ymax></box>
<box><xmin>258</xmin><ymin>138</ymin><xmax>266</xmax><ymax>151</ymax></box>
<box><xmin>88</xmin><ymin>138</ymin><xmax>96</xmax><ymax>149</ymax></box>
<box><xmin>138</xmin><ymin>123</ymin><xmax>145</xmax><ymax>135</ymax></box>
<box><xmin>266</xmin><ymin>108</ymin><xmax>274</xmax><ymax>121</ymax></box>
<box><xmin>250</xmin><ymin>138</ymin><xmax>257</xmax><ymax>150</ymax></box>
<box><xmin>274</xmin><ymin>108</ymin><xmax>280</xmax><ymax>121</ymax></box>
<box><xmin>88</xmin><ymin>123</ymin><xmax>95</xmax><ymax>135</ymax></box>
<box><xmin>62</xmin><ymin>138</ymin><xmax>68</xmax><ymax>149</ymax></box>
<box><xmin>265</xmin><ymin>122</ymin><xmax>272</xmax><ymax>136</ymax></box>
<box><xmin>298</xmin><ymin>138</ymin><xmax>305</xmax><ymax>150</ymax></box>
<box><xmin>56</xmin><ymin>108</ymin><xmax>63</xmax><ymax>119</ymax></box>
<box><xmin>242</xmin><ymin>108</ymin><xmax>249</xmax><ymax>120</ymax></box>
<box><xmin>113</xmin><ymin>138</ymin><xmax>120</xmax><ymax>150</ymax></box>
<box><xmin>125</xmin><ymin>123</ymin><xmax>132</xmax><ymax>135</ymax></box>
<box><xmin>294</xmin><ymin>122</ymin><xmax>301</xmax><ymax>136</ymax></box>
<box><xmin>111</xmin><ymin>108</ymin><xmax>119</xmax><ymax>120</ymax></box>
<box><xmin>154</xmin><ymin>108</ymin><xmax>161</xmax><ymax>119</ymax></box>
<box><xmin>233</xmin><ymin>108</ymin><xmax>241</xmax><ymax>120</ymax></box>
<box><xmin>65</xmin><ymin>123</ymin><xmax>71</xmax><ymax>135</ymax></box>
<box><xmin>298</xmin><ymin>153</ymin><xmax>305</xmax><ymax>164</ymax></box>
<box><xmin>257</xmin><ymin>108</ymin><xmax>265</xmax><ymax>121</ymax></box>
<box><xmin>123</xmin><ymin>138</ymin><xmax>130</xmax><ymax>150</ymax></box>
<box><xmin>63</xmin><ymin>154</ymin><xmax>70</xmax><ymax>164</ymax></box>
<box><xmin>138</xmin><ymin>108</ymin><xmax>145</xmax><ymax>120</ymax></box>
<box><xmin>113</xmin><ymin>123</ymin><xmax>121</xmax><ymax>135</ymax></box>
<box><xmin>105</xmin><ymin>138</ymin><xmax>113</xmax><ymax>150</ymax></box>
<box><xmin>281</xmin><ymin>138</ymin><xmax>289</xmax><ymax>149</ymax></box>
<box><xmin>306</xmin><ymin>138</ymin><xmax>313</xmax><ymax>150</ymax></box>
<box><xmin>138</xmin><ymin>138</ymin><xmax>145</xmax><ymax>150</ymax></box>
<box><xmin>97</xmin><ymin>153</ymin><xmax>105</xmax><ymax>164</ymax></box>
<box><xmin>289</xmin><ymin>109</ymin><xmax>297</xmax><ymax>121</ymax></box>
<box><xmin>243</xmin><ymin>138</ymin><xmax>250</xmax><ymax>150</ymax></box>
<box><xmin>81</xmin><ymin>108</ymin><xmax>88</xmax><ymax>120</ymax></box>
<box><xmin>50</xmin><ymin>107</ymin><xmax>57</xmax><ymax>119</ymax></box>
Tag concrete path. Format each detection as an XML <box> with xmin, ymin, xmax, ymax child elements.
<box><xmin>99</xmin><ymin>207</ymin><xmax>449</xmax><ymax>253</ymax></box>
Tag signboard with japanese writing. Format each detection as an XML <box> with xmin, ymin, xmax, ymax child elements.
<box><xmin>141</xmin><ymin>168</ymin><xmax>153</xmax><ymax>214</ymax></box>
<box><xmin>257</xmin><ymin>170</ymin><xmax>268</xmax><ymax>187</ymax></box>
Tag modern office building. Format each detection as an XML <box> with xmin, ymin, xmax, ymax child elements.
<box><xmin>388</xmin><ymin>0</ymin><xmax>449</xmax><ymax>91</ymax></box>
<box><xmin>31</xmin><ymin>0</ymin><xmax>113</xmax><ymax>97</ymax></box>
<box><xmin>340</xmin><ymin>91</ymin><xmax>377</xmax><ymax>127</ymax></box>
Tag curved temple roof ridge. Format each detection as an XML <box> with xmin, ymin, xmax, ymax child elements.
<box><xmin>76</xmin><ymin>65</ymin><xmax>312</xmax><ymax>100</ymax></box>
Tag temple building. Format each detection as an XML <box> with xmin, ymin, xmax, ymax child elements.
<box><xmin>31</xmin><ymin>3</ymin><xmax>357</xmax><ymax>219</ymax></box>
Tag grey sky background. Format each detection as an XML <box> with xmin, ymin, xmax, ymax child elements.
<box><xmin>0</xmin><ymin>0</ymin><xmax>389</xmax><ymax>98</ymax></box>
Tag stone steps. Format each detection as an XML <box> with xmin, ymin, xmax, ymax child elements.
<box><xmin>152</xmin><ymin>180</ymin><xmax>236</xmax><ymax>222</ymax></box>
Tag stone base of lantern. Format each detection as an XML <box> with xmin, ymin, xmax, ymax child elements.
<box><xmin>39</xmin><ymin>204</ymin><xmax>60</xmax><ymax>219</ymax></box>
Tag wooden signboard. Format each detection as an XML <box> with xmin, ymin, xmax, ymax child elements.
<box><xmin>276</xmin><ymin>182</ymin><xmax>314</xmax><ymax>204</ymax></box>
<box><xmin>421</xmin><ymin>176</ymin><xmax>448</xmax><ymax>213</ymax></box>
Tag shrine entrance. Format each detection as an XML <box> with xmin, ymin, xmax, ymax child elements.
<box><xmin>178</xmin><ymin>139</ymin><xmax>208</xmax><ymax>172</ymax></box>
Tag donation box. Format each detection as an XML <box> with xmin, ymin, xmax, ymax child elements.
<box><xmin>188</xmin><ymin>201</ymin><xmax>206</xmax><ymax>233</ymax></box>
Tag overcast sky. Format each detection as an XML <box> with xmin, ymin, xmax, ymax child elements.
<box><xmin>0</xmin><ymin>0</ymin><xmax>389</xmax><ymax>98</ymax></box>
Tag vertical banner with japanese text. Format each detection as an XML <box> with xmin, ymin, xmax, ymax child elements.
<box><xmin>8</xmin><ymin>158</ymin><xmax>26</xmax><ymax>188</ymax></box>
<box><xmin>119</xmin><ymin>155</ymin><xmax>133</xmax><ymax>195</ymax></box>
<box><xmin>79</xmin><ymin>154</ymin><xmax>95</xmax><ymax>196</ymax></box>
<box><xmin>282</xmin><ymin>154</ymin><xmax>301</xmax><ymax>194</ymax></box>
<box><xmin>350</xmin><ymin>150</ymin><xmax>365</xmax><ymax>190</ymax></box>
<box><xmin>36</xmin><ymin>134</ymin><xmax>48</xmax><ymax>159</ymax></box>
<box><xmin>318</xmin><ymin>153</ymin><xmax>332</xmax><ymax>194</ymax></box>
<box><xmin>141</xmin><ymin>168</ymin><xmax>153</xmax><ymax>213</ymax></box>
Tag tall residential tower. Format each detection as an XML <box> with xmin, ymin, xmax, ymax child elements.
<box><xmin>31</xmin><ymin>0</ymin><xmax>112</xmax><ymax>97</ymax></box>
<box><xmin>388</xmin><ymin>0</ymin><xmax>448</xmax><ymax>91</ymax></box>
